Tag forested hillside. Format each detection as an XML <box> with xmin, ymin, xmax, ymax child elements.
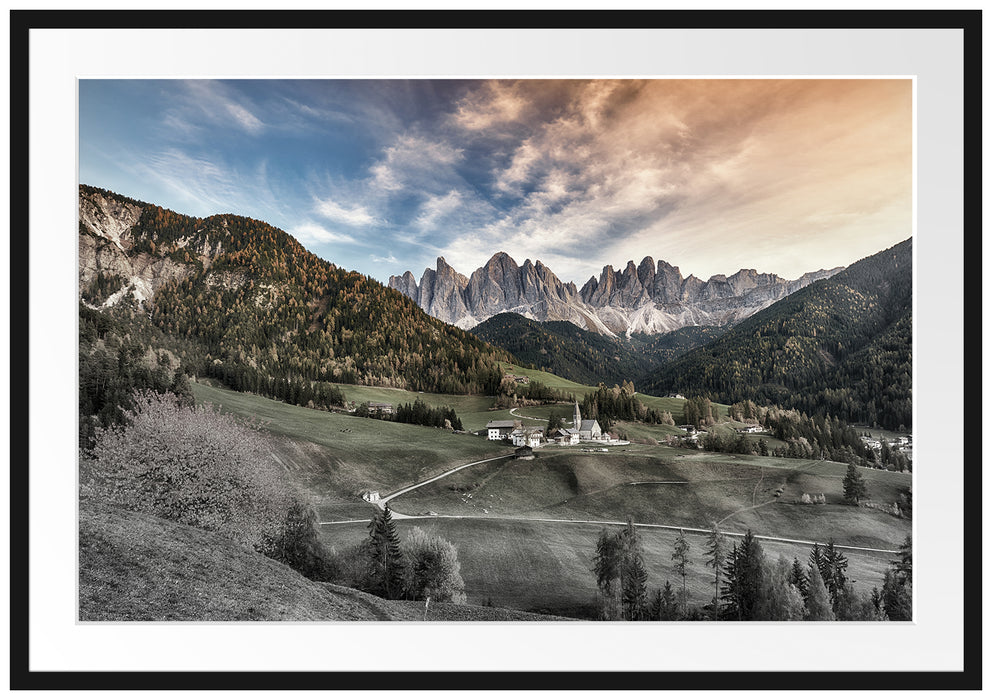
<box><xmin>470</xmin><ymin>312</ymin><xmax>725</xmax><ymax>386</ymax></box>
<box><xmin>78</xmin><ymin>185</ymin><xmax>515</xmax><ymax>403</ymax></box>
<box><xmin>643</xmin><ymin>239</ymin><xmax>912</xmax><ymax>430</ymax></box>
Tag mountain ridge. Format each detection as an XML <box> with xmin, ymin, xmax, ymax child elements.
<box><xmin>642</xmin><ymin>238</ymin><xmax>912</xmax><ymax>429</ymax></box>
<box><xmin>77</xmin><ymin>184</ymin><xmax>514</xmax><ymax>398</ymax></box>
<box><xmin>390</xmin><ymin>252</ymin><xmax>843</xmax><ymax>337</ymax></box>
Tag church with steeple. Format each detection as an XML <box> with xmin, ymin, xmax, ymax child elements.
<box><xmin>572</xmin><ymin>400</ymin><xmax>603</xmax><ymax>441</ymax></box>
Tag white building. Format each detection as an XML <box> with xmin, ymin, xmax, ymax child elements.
<box><xmin>486</xmin><ymin>420</ymin><xmax>517</xmax><ymax>441</ymax></box>
<box><xmin>510</xmin><ymin>427</ymin><xmax>543</xmax><ymax>448</ymax></box>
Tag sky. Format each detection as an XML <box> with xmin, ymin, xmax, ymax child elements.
<box><xmin>79</xmin><ymin>79</ymin><xmax>912</xmax><ymax>285</ymax></box>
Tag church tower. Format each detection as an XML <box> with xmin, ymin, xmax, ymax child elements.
<box><xmin>573</xmin><ymin>400</ymin><xmax>582</xmax><ymax>429</ymax></box>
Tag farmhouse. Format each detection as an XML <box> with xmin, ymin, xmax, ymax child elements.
<box><xmin>861</xmin><ymin>436</ymin><xmax>882</xmax><ymax>450</ymax></box>
<box><xmin>510</xmin><ymin>427</ymin><xmax>544</xmax><ymax>448</ymax></box>
<box><xmin>486</xmin><ymin>420</ymin><xmax>518</xmax><ymax>441</ymax></box>
<box><xmin>368</xmin><ymin>402</ymin><xmax>393</xmax><ymax>415</ymax></box>
<box><xmin>551</xmin><ymin>428</ymin><xmax>580</xmax><ymax>445</ymax></box>
<box><xmin>737</xmin><ymin>425</ymin><xmax>763</xmax><ymax>434</ymax></box>
<box><xmin>503</xmin><ymin>373</ymin><xmax>530</xmax><ymax>384</ymax></box>
<box><xmin>667</xmin><ymin>393</ymin><xmax>686</xmax><ymax>400</ymax></box>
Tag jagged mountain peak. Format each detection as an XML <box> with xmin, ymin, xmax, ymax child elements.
<box><xmin>389</xmin><ymin>251</ymin><xmax>844</xmax><ymax>337</ymax></box>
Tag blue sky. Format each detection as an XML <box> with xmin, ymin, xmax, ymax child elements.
<box><xmin>79</xmin><ymin>79</ymin><xmax>912</xmax><ymax>285</ymax></box>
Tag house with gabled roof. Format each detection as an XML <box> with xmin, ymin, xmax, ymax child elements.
<box><xmin>486</xmin><ymin>420</ymin><xmax>518</xmax><ymax>441</ymax></box>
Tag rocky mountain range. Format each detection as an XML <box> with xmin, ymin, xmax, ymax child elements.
<box><xmin>389</xmin><ymin>253</ymin><xmax>843</xmax><ymax>337</ymax></box>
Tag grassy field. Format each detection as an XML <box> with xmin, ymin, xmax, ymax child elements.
<box><xmin>192</xmin><ymin>381</ymin><xmax>910</xmax><ymax>620</ymax></box>
<box><xmin>388</xmin><ymin>450</ymin><xmax>911</xmax><ymax>551</ymax></box>
<box><xmin>191</xmin><ymin>383</ymin><xmax>513</xmax><ymax>517</ymax></box>
<box><xmin>319</xmin><ymin>517</ymin><xmax>898</xmax><ymax>618</ymax></box>
<box><xmin>500</xmin><ymin>362</ymin><xmax>596</xmax><ymax>394</ymax></box>
<box><xmin>80</xmin><ymin>501</ymin><xmax>566</xmax><ymax>621</ymax></box>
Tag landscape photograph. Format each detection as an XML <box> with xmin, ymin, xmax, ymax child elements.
<box><xmin>77</xmin><ymin>77</ymin><xmax>913</xmax><ymax>624</ymax></box>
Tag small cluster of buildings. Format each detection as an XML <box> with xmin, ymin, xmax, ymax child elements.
<box><xmin>860</xmin><ymin>433</ymin><xmax>912</xmax><ymax>458</ymax></box>
<box><xmin>485</xmin><ymin>402</ymin><xmax>618</xmax><ymax>448</ymax></box>
<box><xmin>503</xmin><ymin>372</ymin><xmax>530</xmax><ymax>385</ymax></box>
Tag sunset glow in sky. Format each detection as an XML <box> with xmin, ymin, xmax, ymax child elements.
<box><xmin>79</xmin><ymin>78</ymin><xmax>912</xmax><ymax>284</ymax></box>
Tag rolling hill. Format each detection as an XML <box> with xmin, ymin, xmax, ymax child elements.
<box><xmin>79</xmin><ymin>501</ymin><xmax>567</xmax><ymax>621</ymax></box>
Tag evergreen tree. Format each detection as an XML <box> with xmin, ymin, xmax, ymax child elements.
<box><xmin>365</xmin><ymin>505</ymin><xmax>405</xmax><ymax>599</ymax></box>
<box><xmin>704</xmin><ymin>523</ymin><xmax>727</xmax><ymax>620</ymax></box>
<box><xmin>671</xmin><ymin>529</ymin><xmax>693</xmax><ymax>615</ymax></box>
<box><xmin>821</xmin><ymin>540</ymin><xmax>849</xmax><ymax>608</ymax></box>
<box><xmin>881</xmin><ymin>570</ymin><xmax>912</xmax><ymax>621</ymax></box>
<box><xmin>894</xmin><ymin>535</ymin><xmax>913</xmax><ymax>583</ymax></box>
<box><xmin>842</xmin><ymin>463</ymin><xmax>870</xmax><ymax>504</ymax></box>
<box><xmin>881</xmin><ymin>535</ymin><xmax>912</xmax><ymax>621</ymax></box>
<box><xmin>653</xmin><ymin>581</ymin><xmax>680</xmax><ymax>621</ymax></box>
<box><xmin>721</xmin><ymin>530</ymin><xmax>765</xmax><ymax>620</ymax></box>
<box><xmin>619</xmin><ymin>518</ymin><xmax>648</xmax><ymax>621</ymax></box>
<box><xmin>789</xmin><ymin>556</ymin><xmax>809</xmax><ymax>599</ymax></box>
<box><xmin>546</xmin><ymin>411</ymin><xmax>563</xmax><ymax>435</ymax></box>
<box><xmin>592</xmin><ymin>527</ymin><xmax>622</xmax><ymax>620</ymax></box>
<box><xmin>621</xmin><ymin>551</ymin><xmax>649</xmax><ymax>621</ymax></box>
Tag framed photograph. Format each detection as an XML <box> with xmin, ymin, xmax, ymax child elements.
<box><xmin>9</xmin><ymin>8</ymin><xmax>981</xmax><ymax>692</ymax></box>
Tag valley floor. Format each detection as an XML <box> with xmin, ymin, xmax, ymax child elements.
<box><xmin>189</xmin><ymin>383</ymin><xmax>911</xmax><ymax>619</ymax></box>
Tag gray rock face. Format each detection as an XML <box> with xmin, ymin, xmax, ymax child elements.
<box><xmin>388</xmin><ymin>270</ymin><xmax>419</xmax><ymax>301</ymax></box>
<box><xmin>78</xmin><ymin>189</ymin><xmax>224</xmax><ymax>308</ymax></box>
<box><xmin>390</xmin><ymin>251</ymin><xmax>843</xmax><ymax>337</ymax></box>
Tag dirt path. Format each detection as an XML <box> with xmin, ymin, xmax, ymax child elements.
<box><xmin>508</xmin><ymin>407</ymin><xmax>549</xmax><ymax>422</ymax></box>
<box><xmin>376</xmin><ymin>454</ymin><xmax>511</xmax><ymax>512</ymax></box>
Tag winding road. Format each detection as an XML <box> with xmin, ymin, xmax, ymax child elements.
<box><xmin>318</xmin><ymin>453</ymin><xmax>900</xmax><ymax>555</ymax></box>
<box><xmin>508</xmin><ymin>407</ymin><xmax>555</xmax><ymax>423</ymax></box>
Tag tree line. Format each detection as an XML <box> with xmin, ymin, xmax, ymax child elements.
<box><xmin>592</xmin><ymin>520</ymin><xmax>911</xmax><ymax>621</ymax></box>
<box><xmin>677</xmin><ymin>396</ymin><xmax>911</xmax><ymax>472</ymax></box>
<box><xmin>580</xmin><ymin>382</ymin><xmax>673</xmax><ymax>430</ymax></box>
<box><xmin>354</xmin><ymin>398</ymin><xmax>464</xmax><ymax>431</ymax></box>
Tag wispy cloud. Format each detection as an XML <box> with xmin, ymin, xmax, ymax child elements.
<box><xmin>368</xmin><ymin>134</ymin><xmax>464</xmax><ymax>195</ymax></box>
<box><xmin>413</xmin><ymin>190</ymin><xmax>463</xmax><ymax>231</ymax></box>
<box><xmin>165</xmin><ymin>80</ymin><xmax>266</xmax><ymax>137</ymax></box>
<box><xmin>371</xmin><ymin>253</ymin><xmax>399</xmax><ymax>265</ymax></box>
<box><xmin>292</xmin><ymin>222</ymin><xmax>356</xmax><ymax>245</ymax></box>
<box><xmin>431</xmin><ymin>79</ymin><xmax>911</xmax><ymax>281</ymax></box>
<box><xmin>314</xmin><ymin>198</ymin><xmax>378</xmax><ymax>227</ymax></box>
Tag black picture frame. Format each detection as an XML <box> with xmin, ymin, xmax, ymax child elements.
<box><xmin>8</xmin><ymin>8</ymin><xmax>982</xmax><ymax>692</ymax></box>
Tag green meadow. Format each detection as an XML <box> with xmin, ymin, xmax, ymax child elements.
<box><xmin>320</xmin><ymin>517</ymin><xmax>899</xmax><ymax>617</ymax></box>
<box><xmin>193</xmin><ymin>380</ymin><xmax>909</xmax><ymax>619</ymax></box>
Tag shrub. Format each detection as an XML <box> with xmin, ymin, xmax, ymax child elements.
<box><xmin>81</xmin><ymin>390</ymin><xmax>331</xmax><ymax>578</ymax></box>
<box><xmin>402</xmin><ymin>527</ymin><xmax>466</xmax><ymax>604</ymax></box>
